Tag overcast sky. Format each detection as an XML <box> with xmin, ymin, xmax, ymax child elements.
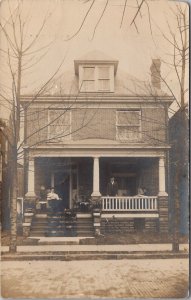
<box><xmin>0</xmin><ymin>0</ymin><xmax>189</xmax><ymax>118</ymax></box>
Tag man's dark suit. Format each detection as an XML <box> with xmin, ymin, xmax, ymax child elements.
<box><xmin>107</xmin><ymin>181</ymin><xmax>118</xmax><ymax>196</ymax></box>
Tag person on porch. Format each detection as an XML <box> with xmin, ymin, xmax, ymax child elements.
<box><xmin>38</xmin><ymin>185</ymin><xmax>47</xmax><ymax>211</ymax></box>
<box><xmin>39</xmin><ymin>185</ymin><xmax>47</xmax><ymax>201</ymax></box>
<box><xmin>137</xmin><ymin>186</ymin><xmax>148</xmax><ymax>196</ymax></box>
<box><xmin>47</xmin><ymin>187</ymin><xmax>60</xmax><ymax>212</ymax></box>
<box><xmin>107</xmin><ymin>177</ymin><xmax>118</xmax><ymax>196</ymax></box>
<box><xmin>47</xmin><ymin>188</ymin><xmax>60</xmax><ymax>200</ymax></box>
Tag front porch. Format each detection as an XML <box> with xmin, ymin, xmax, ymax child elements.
<box><xmin>23</xmin><ymin>155</ymin><xmax>168</xmax><ymax>236</ymax></box>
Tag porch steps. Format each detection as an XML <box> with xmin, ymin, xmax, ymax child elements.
<box><xmin>76</xmin><ymin>213</ymin><xmax>94</xmax><ymax>237</ymax></box>
<box><xmin>30</xmin><ymin>212</ymin><xmax>95</xmax><ymax>237</ymax></box>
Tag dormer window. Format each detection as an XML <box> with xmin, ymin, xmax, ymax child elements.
<box><xmin>74</xmin><ymin>52</ymin><xmax>118</xmax><ymax>93</ymax></box>
<box><xmin>83</xmin><ymin>67</ymin><xmax>95</xmax><ymax>92</ymax></box>
<box><xmin>98</xmin><ymin>67</ymin><xmax>110</xmax><ymax>91</ymax></box>
<box><xmin>79</xmin><ymin>65</ymin><xmax>114</xmax><ymax>92</ymax></box>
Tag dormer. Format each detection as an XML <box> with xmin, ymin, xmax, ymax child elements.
<box><xmin>74</xmin><ymin>51</ymin><xmax>118</xmax><ymax>93</ymax></box>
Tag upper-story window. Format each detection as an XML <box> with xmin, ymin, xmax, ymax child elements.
<box><xmin>48</xmin><ymin>109</ymin><xmax>71</xmax><ymax>142</ymax></box>
<box><xmin>80</xmin><ymin>65</ymin><xmax>113</xmax><ymax>92</ymax></box>
<box><xmin>83</xmin><ymin>67</ymin><xmax>95</xmax><ymax>92</ymax></box>
<box><xmin>116</xmin><ymin>110</ymin><xmax>141</xmax><ymax>141</ymax></box>
<box><xmin>98</xmin><ymin>67</ymin><xmax>110</xmax><ymax>91</ymax></box>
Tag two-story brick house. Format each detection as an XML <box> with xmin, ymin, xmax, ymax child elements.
<box><xmin>21</xmin><ymin>51</ymin><xmax>173</xmax><ymax>236</ymax></box>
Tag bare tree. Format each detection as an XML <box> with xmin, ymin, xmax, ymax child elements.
<box><xmin>153</xmin><ymin>4</ymin><xmax>189</xmax><ymax>251</ymax></box>
<box><xmin>0</xmin><ymin>0</ymin><xmax>188</xmax><ymax>253</ymax></box>
<box><xmin>0</xmin><ymin>0</ymin><xmax>96</xmax><ymax>252</ymax></box>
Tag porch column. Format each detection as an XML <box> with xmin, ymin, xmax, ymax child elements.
<box><xmin>158</xmin><ymin>156</ymin><xmax>168</xmax><ymax>196</ymax></box>
<box><xmin>158</xmin><ymin>156</ymin><xmax>168</xmax><ymax>233</ymax></box>
<box><xmin>25</xmin><ymin>157</ymin><xmax>36</xmax><ymax>198</ymax></box>
<box><xmin>91</xmin><ymin>156</ymin><xmax>101</xmax><ymax>197</ymax></box>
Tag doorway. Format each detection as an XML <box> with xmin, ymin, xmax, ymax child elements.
<box><xmin>114</xmin><ymin>175</ymin><xmax>137</xmax><ymax>196</ymax></box>
<box><xmin>54</xmin><ymin>172</ymin><xmax>70</xmax><ymax>209</ymax></box>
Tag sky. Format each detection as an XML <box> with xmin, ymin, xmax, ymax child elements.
<box><xmin>0</xmin><ymin>0</ymin><xmax>189</xmax><ymax>119</ymax></box>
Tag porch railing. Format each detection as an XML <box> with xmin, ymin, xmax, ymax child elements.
<box><xmin>101</xmin><ymin>196</ymin><xmax>158</xmax><ymax>211</ymax></box>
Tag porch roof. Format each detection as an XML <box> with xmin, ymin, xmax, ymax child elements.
<box><xmin>27</xmin><ymin>140</ymin><xmax>170</xmax><ymax>158</ymax></box>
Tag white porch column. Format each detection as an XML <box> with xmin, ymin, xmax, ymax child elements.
<box><xmin>158</xmin><ymin>156</ymin><xmax>168</xmax><ymax>196</ymax></box>
<box><xmin>91</xmin><ymin>156</ymin><xmax>101</xmax><ymax>197</ymax></box>
<box><xmin>25</xmin><ymin>158</ymin><xmax>36</xmax><ymax>197</ymax></box>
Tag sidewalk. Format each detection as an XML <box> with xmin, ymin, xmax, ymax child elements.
<box><xmin>1</xmin><ymin>242</ymin><xmax>189</xmax><ymax>261</ymax></box>
<box><xmin>1</xmin><ymin>243</ymin><xmax>189</xmax><ymax>253</ymax></box>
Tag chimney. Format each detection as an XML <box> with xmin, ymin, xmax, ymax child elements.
<box><xmin>150</xmin><ymin>59</ymin><xmax>161</xmax><ymax>89</ymax></box>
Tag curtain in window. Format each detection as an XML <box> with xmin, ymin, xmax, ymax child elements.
<box><xmin>118</xmin><ymin>126</ymin><xmax>140</xmax><ymax>140</ymax></box>
<box><xmin>117</xmin><ymin>111</ymin><xmax>140</xmax><ymax>141</ymax></box>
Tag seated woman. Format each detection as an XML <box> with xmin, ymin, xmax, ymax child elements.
<box><xmin>47</xmin><ymin>188</ymin><xmax>60</xmax><ymax>200</ymax></box>
<box><xmin>47</xmin><ymin>188</ymin><xmax>61</xmax><ymax>212</ymax></box>
<box><xmin>137</xmin><ymin>186</ymin><xmax>148</xmax><ymax>196</ymax></box>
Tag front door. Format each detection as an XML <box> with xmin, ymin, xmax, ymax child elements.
<box><xmin>54</xmin><ymin>172</ymin><xmax>70</xmax><ymax>209</ymax></box>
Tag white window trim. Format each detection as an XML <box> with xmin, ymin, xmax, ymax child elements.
<box><xmin>79</xmin><ymin>65</ymin><xmax>114</xmax><ymax>93</ymax></box>
<box><xmin>47</xmin><ymin>109</ymin><xmax>71</xmax><ymax>142</ymax></box>
<box><xmin>116</xmin><ymin>110</ymin><xmax>142</xmax><ymax>141</ymax></box>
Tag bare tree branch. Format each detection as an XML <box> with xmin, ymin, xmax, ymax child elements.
<box><xmin>120</xmin><ymin>0</ymin><xmax>128</xmax><ymax>28</ymax></box>
<box><xmin>65</xmin><ymin>0</ymin><xmax>96</xmax><ymax>41</ymax></box>
<box><xmin>90</xmin><ymin>0</ymin><xmax>109</xmax><ymax>40</ymax></box>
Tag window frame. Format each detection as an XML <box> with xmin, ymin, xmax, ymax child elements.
<box><xmin>116</xmin><ymin>110</ymin><xmax>142</xmax><ymax>142</ymax></box>
<box><xmin>80</xmin><ymin>65</ymin><xmax>112</xmax><ymax>92</ymax></box>
<box><xmin>47</xmin><ymin>109</ymin><xmax>71</xmax><ymax>143</ymax></box>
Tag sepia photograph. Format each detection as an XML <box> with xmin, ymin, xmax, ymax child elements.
<box><xmin>0</xmin><ymin>0</ymin><xmax>189</xmax><ymax>298</ymax></box>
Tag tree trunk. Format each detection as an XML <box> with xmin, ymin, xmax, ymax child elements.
<box><xmin>9</xmin><ymin>149</ymin><xmax>18</xmax><ymax>253</ymax></box>
<box><xmin>172</xmin><ymin>170</ymin><xmax>180</xmax><ymax>252</ymax></box>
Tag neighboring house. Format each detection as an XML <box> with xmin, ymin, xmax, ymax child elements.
<box><xmin>21</xmin><ymin>51</ymin><xmax>174</xmax><ymax>236</ymax></box>
<box><xmin>0</xmin><ymin>119</ymin><xmax>10</xmax><ymax>229</ymax></box>
<box><xmin>169</xmin><ymin>109</ymin><xmax>189</xmax><ymax>235</ymax></box>
<box><xmin>0</xmin><ymin>119</ymin><xmax>24</xmax><ymax>230</ymax></box>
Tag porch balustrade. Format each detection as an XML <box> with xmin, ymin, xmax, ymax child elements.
<box><xmin>101</xmin><ymin>196</ymin><xmax>158</xmax><ymax>211</ymax></box>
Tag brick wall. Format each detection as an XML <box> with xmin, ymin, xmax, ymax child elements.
<box><xmin>26</xmin><ymin>107</ymin><xmax>48</xmax><ymax>146</ymax></box>
<box><xmin>100</xmin><ymin>217</ymin><xmax>159</xmax><ymax>234</ymax></box>
<box><xmin>142</xmin><ymin>108</ymin><xmax>166</xmax><ymax>144</ymax></box>
<box><xmin>25</xmin><ymin>105</ymin><xmax>167</xmax><ymax>146</ymax></box>
<box><xmin>72</xmin><ymin>108</ymin><xmax>116</xmax><ymax>140</ymax></box>
<box><xmin>101</xmin><ymin>218</ymin><xmax>134</xmax><ymax>234</ymax></box>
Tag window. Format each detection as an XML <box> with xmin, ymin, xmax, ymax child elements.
<box><xmin>98</xmin><ymin>67</ymin><xmax>110</xmax><ymax>91</ymax></box>
<box><xmin>48</xmin><ymin>110</ymin><xmax>71</xmax><ymax>142</ymax></box>
<box><xmin>82</xmin><ymin>67</ymin><xmax>95</xmax><ymax>92</ymax></box>
<box><xmin>116</xmin><ymin>110</ymin><xmax>141</xmax><ymax>141</ymax></box>
<box><xmin>80</xmin><ymin>66</ymin><xmax>112</xmax><ymax>92</ymax></box>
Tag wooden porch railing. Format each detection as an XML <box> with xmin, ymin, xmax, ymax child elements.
<box><xmin>101</xmin><ymin>196</ymin><xmax>158</xmax><ymax>211</ymax></box>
